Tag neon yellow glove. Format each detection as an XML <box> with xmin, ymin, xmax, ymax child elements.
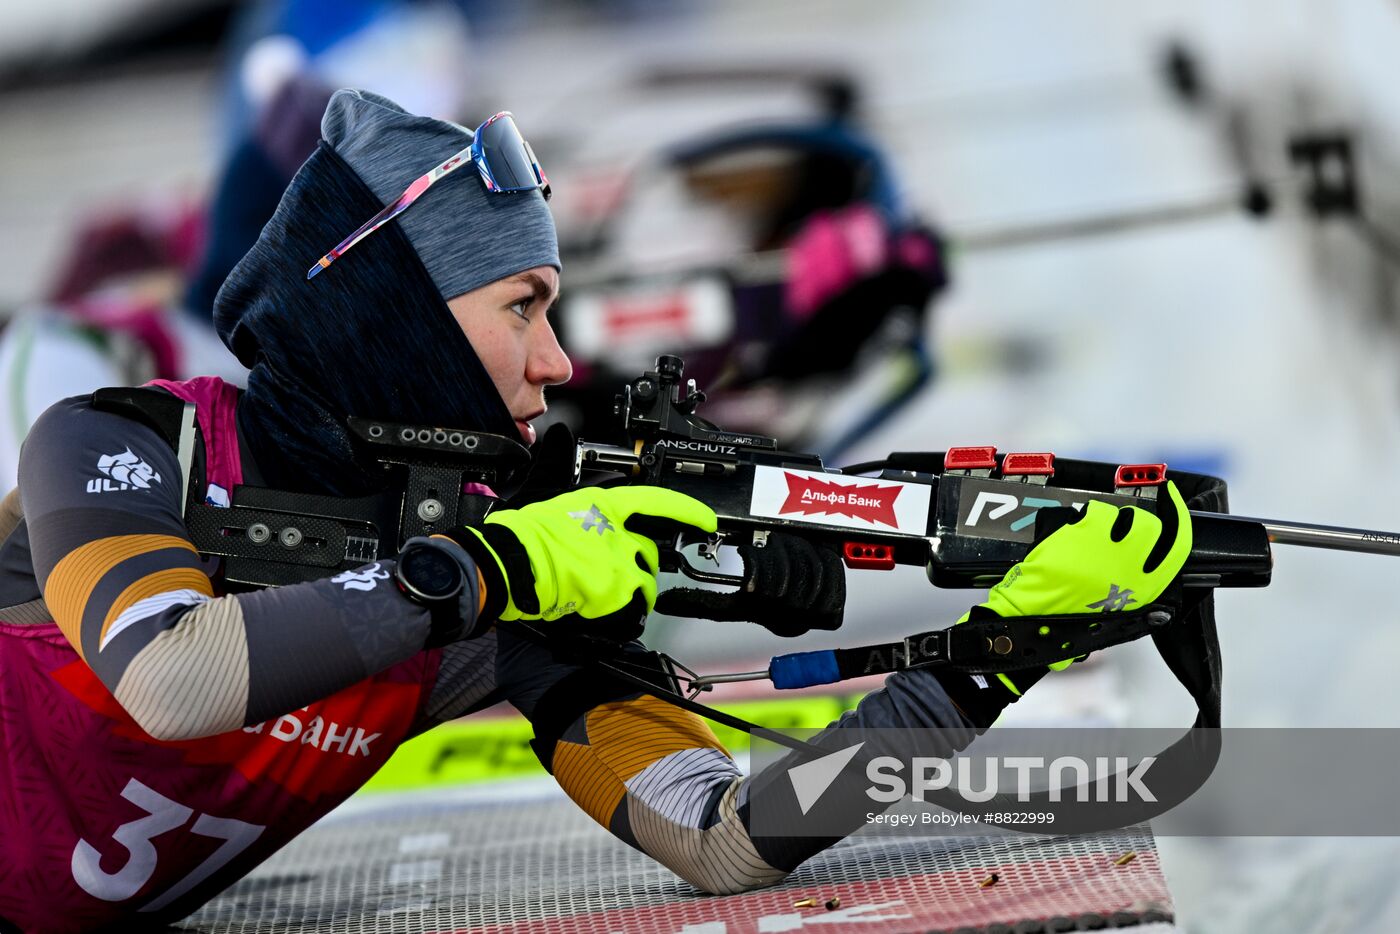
<box><xmin>960</xmin><ymin>480</ymin><xmax>1193</xmax><ymax>693</ymax></box>
<box><xmin>452</xmin><ymin>486</ymin><xmax>717</xmax><ymax>634</ymax></box>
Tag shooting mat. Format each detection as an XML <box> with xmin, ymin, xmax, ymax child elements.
<box><xmin>178</xmin><ymin>781</ymin><xmax>1178</xmax><ymax>934</ymax></box>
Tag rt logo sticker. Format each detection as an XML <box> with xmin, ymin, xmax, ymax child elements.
<box><xmin>964</xmin><ymin>490</ymin><xmax>1080</xmax><ymax>532</ymax></box>
<box><xmin>87</xmin><ymin>448</ymin><xmax>162</xmax><ymax>493</ymax></box>
<box><xmin>951</xmin><ymin>477</ymin><xmax>1143</xmax><ymax>544</ymax></box>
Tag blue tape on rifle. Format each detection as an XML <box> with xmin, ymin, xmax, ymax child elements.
<box><xmin>770</xmin><ymin>651</ymin><xmax>841</xmax><ymax>690</ymax></box>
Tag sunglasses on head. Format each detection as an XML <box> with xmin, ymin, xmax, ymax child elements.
<box><xmin>308</xmin><ymin>111</ymin><xmax>550</xmax><ymax>280</ymax></box>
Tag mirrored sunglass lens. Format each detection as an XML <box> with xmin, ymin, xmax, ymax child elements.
<box><xmin>478</xmin><ymin>115</ymin><xmax>543</xmax><ymax>192</ymax></box>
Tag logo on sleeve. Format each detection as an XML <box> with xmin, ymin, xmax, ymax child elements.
<box><xmin>86</xmin><ymin>447</ymin><xmax>163</xmax><ymax>493</ymax></box>
<box><xmin>332</xmin><ymin>563</ymin><xmax>390</xmax><ymax>592</ymax></box>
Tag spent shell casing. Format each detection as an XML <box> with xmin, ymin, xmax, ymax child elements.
<box><xmin>824</xmin><ymin>897</ymin><xmax>841</xmax><ymax>910</ymax></box>
<box><xmin>1114</xmin><ymin>852</ymin><xmax>1138</xmax><ymax>867</ymax></box>
<box><xmin>979</xmin><ymin>873</ymin><xmax>1000</xmax><ymax>888</ymax></box>
<box><xmin>793</xmin><ymin>897</ymin><xmax>816</xmax><ymax>908</ymax></box>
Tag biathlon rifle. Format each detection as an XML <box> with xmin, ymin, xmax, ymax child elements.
<box><xmin>554</xmin><ymin>354</ymin><xmax>1400</xmax><ymax>712</ymax></box>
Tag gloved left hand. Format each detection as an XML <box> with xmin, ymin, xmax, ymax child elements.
<box><xmin>655</xmin><ymin>532</ymin><xmax>846</xmax><ymax>636</ymax></box>
<box><xmin>960</xmin><ymin>480</ymin><xmax>1193</xmax><ymax>693</ymax></box>
<box><xmin>448</xmin><ymin>486</ymin><xmax>717</xmax><ymax>640</ymax></box>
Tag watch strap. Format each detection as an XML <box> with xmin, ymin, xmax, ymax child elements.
<box><xmin>435</xmin><ymin>529</ymin><xmax>511</xmax><ymax>625</ymax></box>
<box><xmin>396</xmin><ymin>538</ymin><xmax>472</xmax><ymax>647</ymax></box>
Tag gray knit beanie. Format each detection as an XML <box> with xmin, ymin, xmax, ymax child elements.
<box><xmin>320</xmin><ymin>88</ymin><xmax>559</xmax><ymax>300</ymax></box>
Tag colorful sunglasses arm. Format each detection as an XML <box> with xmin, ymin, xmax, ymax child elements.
<box><xmin>305</xmin><ymin>147</ymin><xmax>470</xmax><ymax>280</ymax></box>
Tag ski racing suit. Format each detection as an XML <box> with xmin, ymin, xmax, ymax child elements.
<box><xmin>0</xmin><ymin>377</ymin><xmax>1015</xmax><ymax>932</ymax></box>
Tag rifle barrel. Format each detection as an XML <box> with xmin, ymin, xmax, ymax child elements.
<box><xmin>1204</xmin><ymin>512</ymin><xmax>1400</xmax><ymax>557</ymax></box>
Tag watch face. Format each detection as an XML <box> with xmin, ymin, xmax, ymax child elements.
<box><xmin>400</xmin><ymin>544</ymin><xmax>463</xmax><ymax>601</ymax></box>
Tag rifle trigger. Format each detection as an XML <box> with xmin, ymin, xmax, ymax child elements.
<box><xmin>674</xmin><ymin>542</ymin><xmax>746</xmax><ymax>587</ymax></box>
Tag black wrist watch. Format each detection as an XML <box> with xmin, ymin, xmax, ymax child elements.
<box><xmin>395</xmin><ymin>537</ymin><xmax>468</xmax><ymax>647</ymax></box>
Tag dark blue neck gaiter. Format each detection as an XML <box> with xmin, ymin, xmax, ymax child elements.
<box><xmin>213</xmin><ymin>142</ymin><xmax>517</xmax><ymax>496</ymax></box>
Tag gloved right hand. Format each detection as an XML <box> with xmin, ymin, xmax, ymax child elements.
<box><xmin>446</xmin><ymin>486</ymin><xmax>717</xmax><ymax>638</ymax></box>
<box><xmin>656</xmin><ymin>532</ymin><xmax>846</xmax><ymax>636</ymax></box>
<box><xmin>959</xmin><ymin>480</ymin><xmax>1193</xmax><ymax>694</ymax></box>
